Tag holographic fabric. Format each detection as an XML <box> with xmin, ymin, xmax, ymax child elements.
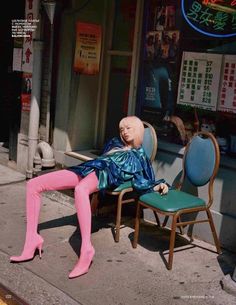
<box><xmin>68</xmin><ymin>137</ymin><xmax>165</xmax><ymax>193</ymax></box>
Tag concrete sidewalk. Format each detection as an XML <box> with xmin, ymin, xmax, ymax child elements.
<box><xmin>0</xmin><ymin>164</ymin><xmax>25</xmax><ymax>185</ymax></box>
<box><xmin>0</xmin><ymin>164</ymin><xmax>236</xmax><ymax>305</ymax></box>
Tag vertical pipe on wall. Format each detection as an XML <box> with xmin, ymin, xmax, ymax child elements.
<box><xmin>26</xmin><ymin>40</ymin><xmax>44</xmax><ymax>178</ymax></box>
<box><xmin>45</xmin><ymin>22</ymin><xmax>54</xmax><ymax>142</ymax></box>
<box><xmin>42</xmin><ymin>1</ymin><xmax>56</xmax><ymax>143</ymax></box>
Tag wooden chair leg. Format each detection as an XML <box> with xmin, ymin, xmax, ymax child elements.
<box><xmin>163</xmin><ymin>216</ymin><xmax>183</xmax><ymax>235</ymax></box>
<box><xmin>132</xmin><ymin>202</ymin><xmax>141</xmax><ymax>248</ymax></box>
<box><xmin>91</xmin><ymin>192</ymin><xmax>99</xmax><ymax>216</ymax></box>
<box><xmin>115</xmin><ymin>194</ymin><xmax>123</xmax><ymax>242</ymax></box>
<box><xmin>162</xmin><ymin>216</ymin><xmax>169</xmax><ymax>227</ymax></box>
<box><xmin>206</xmin><ymin>209</ymin><xmax>221</xmax><ymax>253</ymax></box>
<box><xmin>177</xmin><ymin>216</ymin><xmax>184</xmax><ymax>235</ymax></box>
<box><xmin>153</xmin><ymin>211</ymin><xmax>161</xmax><ymax>226</ymax></box>
<box><xmin>167</xmin><ymin>214</ymin><xmax>178</xmax><ymax>270</ymax></box>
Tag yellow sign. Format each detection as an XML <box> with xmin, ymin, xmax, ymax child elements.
<box><xmin>74</xmin><ymin>22</ymin><xmax>102</xmax><ymax>75</ymax></box>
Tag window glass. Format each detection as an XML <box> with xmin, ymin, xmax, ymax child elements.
<box><xmin>137</xmin><ymin>0</ymin><xmax>236</xmax><ymax>159</ymax></box>
<box><xmin>112</xmin><ymin>0</ymin><xmax>136</xmax><ymax>51</ymax></box>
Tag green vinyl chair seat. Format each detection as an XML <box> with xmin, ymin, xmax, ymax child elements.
<box><xmin>139</xmin><ymin>189</ymin><xmax>205</xmax><ymax>213</ymax></box>
<box><xmin>111</xmin><ymin>181</ymin><xmax>133</xmax><ymax>192</ymax></box>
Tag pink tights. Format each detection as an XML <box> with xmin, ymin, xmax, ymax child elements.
<box><xmin>10</xmin><ymin>169</ymin><xmax>99</xmax><ymax>279</ymax></box>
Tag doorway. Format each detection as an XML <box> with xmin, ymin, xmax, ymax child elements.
<box><xmin>98</xmin><ymin>0</ymin><xmax>143</xmax><ymax>144</ymax></box>
<box><xmin>0</xmin><ymin>1</ymin><xmax>25</xmax><ymax>161</ymax></box>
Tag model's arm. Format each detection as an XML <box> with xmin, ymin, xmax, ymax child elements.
<box><xmin>131</xmin><ymin>149</ymin><xmax>169</xmax><ymax>195</ymax></box>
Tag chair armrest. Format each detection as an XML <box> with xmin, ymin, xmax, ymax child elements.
<box><xmin>64</xmin><ymin>151</ymin><xmax>94</xmax><ymax>162</ymax></box>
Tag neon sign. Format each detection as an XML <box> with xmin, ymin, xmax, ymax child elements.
<box><xmin>181</xmin><ymin>0</ymin><xmax>236</xmax><ymax>37</ymax></box>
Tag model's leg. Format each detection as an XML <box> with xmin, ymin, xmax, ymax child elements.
<box><xmin>69</xmin><ymin>171</ymin><xmax>99</xmax><ymax>279</ymax></box>
<box><xmin>10</xmin><ymin>169</ymin><xmax>81</xmax><ymax>262</ymax></box>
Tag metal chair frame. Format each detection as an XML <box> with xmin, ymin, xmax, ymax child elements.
<box><xmin>132</xmin><ymin>131</ymin><xmax>221</xmax><ymax>270</ymax></box>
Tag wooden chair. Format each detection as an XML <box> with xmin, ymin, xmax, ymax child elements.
<box><xmin>132</xmin><ymin>131</ymin><xmax>221</xmax><ymax>270</ymax></box>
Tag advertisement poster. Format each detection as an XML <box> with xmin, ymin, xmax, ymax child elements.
<box><xmin>139</xmin><ymin>1</ymin><xmax>180</xmax><ymax>118</ymax></box>
<box><xmin>145</xmin><ymin>30</ymin><xmax>179</xmax><ymax>62</ymax></box>
<box><xmin>143</xmin><ymin>29</ymin><xmax>179</xmax><ymax>115</ymax></box>
<box><xmin>218</xmin><ymin>55</ymin><xmax>236</xmax><ymax>114</ymax></box>
<box><xmin>73</xmin><ymin>22</ymin><xmax>102</xmax><ymax>75</ymax></box>
<box><xmin>21</xmin><ymin>73</ymin><xmax>32</xmax><ymax>112</ymax></box>
<box><xmin>154</xmin><ymin>5</ymin><xmax>176</xmax><ymax>31</ymax></box>
<box><xmin>147</xmin><ymin>2</ymin><xmax>176</xmax><ymax>32</ymax></box>
<box><xmin>177</xmin><ymin>52</ymin><xmax>222</xmax><ymax>111</ymax></box>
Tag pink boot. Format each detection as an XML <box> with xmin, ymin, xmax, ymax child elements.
<box><xmin>69</xmin><ymin>247</ymin><xmax>95</xmax><ymax>278</ymax></box>
<box><xmin>10</xmin><ymin>178</ymin><xmax>45</xmax><ymax>262</ymax></box>
<box><xmin>10</xmin><ymin>234</ymin><xmax>44</xmax><ymax>262</ymax></box>
<box><xmin>69</xmin><ymin>172</ymin><xmax>98</xmax><ymax>279</ymax></box>
<box><xmin>10</xmin><ymin>170</ymin><xmax>81</xmax><ymax>262</ymax></box>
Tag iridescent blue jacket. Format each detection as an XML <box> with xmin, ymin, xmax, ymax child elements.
<box><xmin>68</xmin><ymin>137</ymin><xmax>165</xmax><ymax>193</ymax></box>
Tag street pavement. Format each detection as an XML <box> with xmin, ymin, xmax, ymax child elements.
<box><xmin>0</xmin><ymin>162</ymin><xmax>236</xmax><ymax>305</ymax></box>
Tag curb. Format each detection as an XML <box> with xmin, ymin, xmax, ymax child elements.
<box><xmin>0</xmin><ymin>251</ymin><xmax>81</xmax><ymax>305</ymax></box>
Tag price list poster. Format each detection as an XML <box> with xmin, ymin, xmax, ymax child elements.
<box><xmin>218</xmin><ymin>55</ymin><xmax>236</xmax><ymax>114</ymax></box>
<box><xmin>177</xmin><ymin>52</ymin><xmax>222</xmax><ymax>111</ymax></box>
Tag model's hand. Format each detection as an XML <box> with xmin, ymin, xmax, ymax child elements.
<box><xmin>154</xmin><ymin>183</ymin><xmax>168</xmax><ymax>195</ymax></box>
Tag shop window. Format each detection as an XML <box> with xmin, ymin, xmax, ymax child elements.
<box><xmin>137</xmin><ymin>0</ymin><xmax>236</xmax><ymax>160</ymax></box>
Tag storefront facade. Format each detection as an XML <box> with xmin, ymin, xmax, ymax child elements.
<box><xmin>51</xmin><ymin>0</ymin><xmax>236</xmax><ymax>251</ymax></box>
<box><xmin>14</xmin><ymin>0</ymin><xmax>236</xmax><ymax>251</ymax></box>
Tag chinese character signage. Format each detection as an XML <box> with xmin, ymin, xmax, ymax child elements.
<box><xmin>218</xmin><ymin>55</ymin><xmax>236</xmax><ymax>113</ymax></box>
<box><xmin>22</xmin><ymin>0</ymin><xmax>39</xmax><ymax>73</ymax></box>
<box><xmin>181</xmin><ymin>0</ymin><xmax>236</xmax><ymax>38</ymax></box>
<box><xmin>74</xmin><ymin>22</ymin><xmax>102</xmax><ymax>75</ymax></box>
<box><xmin>177</xmin><ymin>52</ymin><xmax>222</xmax><ymax>111</ymax></box>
